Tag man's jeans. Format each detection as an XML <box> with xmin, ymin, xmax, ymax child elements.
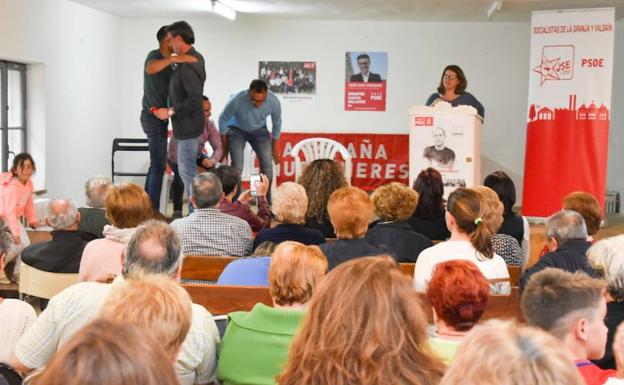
<box><xmin>177</xmin><ymin>137</ymin><xmax>199</xmax><ymax>204</ymax></box>
<box><xmin>141</xmin><ymin>111</ymin><xmax>168</xmax><ymax>211</ymax></box>
<box><xmin>228</xmin><ymin>127</ymin><xmax>273</xmax><ymax>202</ymax></box>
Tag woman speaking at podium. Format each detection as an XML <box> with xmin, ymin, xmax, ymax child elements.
<box><xmin>426</xmin><ymin>65</ymin><xmax>484</xmax><ymax>119</ymax></box>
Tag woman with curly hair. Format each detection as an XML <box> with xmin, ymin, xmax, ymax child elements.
<box><xmin>277</xmin><ymin>256</ymin><xmax>445</xmax><ymax>385</ymax></box>
<box><xmin>297</xmin><ymin>159</ymin><xmax>348</xmax><ymax>238</ymax></box>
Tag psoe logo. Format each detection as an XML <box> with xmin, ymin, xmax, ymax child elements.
<box><xmin>532</xmin><ymin>45</ymin><xmax>575</xmax><ymax>86</ymax></box>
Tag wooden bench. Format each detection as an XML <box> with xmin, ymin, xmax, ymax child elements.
<box><xmin>27</xmin><ymin>230</ymin><xmax>52</xmax><ymax>244</ymax></box>
<box><xmin>181</xmin><ymin>255</ymin><xmax>237</xmax><ymax>282</ymax></box>
<box><xmin>183</xmin><ymin>284</ymin><xmax>272</xmax><ymax>315</ymax></box>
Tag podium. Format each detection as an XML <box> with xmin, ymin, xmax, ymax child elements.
<box><xmin>408</xmin><ymin>103</ymin><xmax>482</xmax><ymax>196</ymax></box>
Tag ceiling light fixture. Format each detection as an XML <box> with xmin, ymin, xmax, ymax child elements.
<box><xmin>486</xmin><ymin>1</ymin><xmax>502</xmax><ymax>20</ymax></box>
<box><xmin>211</xmin><ymin>0</ymin><xmax>236</xmax><ymax>20</ymax></box>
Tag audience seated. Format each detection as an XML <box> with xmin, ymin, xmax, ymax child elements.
<box><xmin>483</xmin><ymin>171</ymin><xmax>528</xmax><ymax>251</ymax></box>
<box><xmin>587</xmin><ymin>235</ymin><xmax>624</xmax><ymax>370</ymax></box>
<box><xmin>426</xmin><ymin>260</ymin><xmax>489</xmax><ymax>365</ymax></box>
<box><xmin>440</xmin><ymin>319</ymin><xmax>585</xmax><ymax>385</ymax></box>
<box><xmin>473</xmin><ymin>186</ymin><xmax>523</xmax><ymax>266</ymax></box>
<box><xmin>29</xmin><ymin>319</ymin><xmax>180</xmax><ymax>385</ymax></box>
<box><xmin>22</xmin><ymin>198</ymin><xmax>96</xmax><ymax>274</ymax></box>
<box><xmin>253</xmin><ymin>182</ymin><xmax>324</xmax><ymax>250</ymax></box>
<box><xmin>172</xmin><ymin>172</ymin><xmax>253</xmax><ymax>257</ymax></box>
<box><xmin>0</xmin><ymin>220</ymin><xmax>36</xmax><ymax>366</ymax></box>
<box><xmin>319</xmin><ymin>186</ymin><xmax>393</xmax><ymax>270</ymax></box>
<box><xmin>366</xmin><ymin>182</ymin><xmax>433</xmax><ymax>263</ymax></box>
<box><xmin>14</xmin><ymin>220</ymin><xmax>220</xmax><ymax>385</ymax></box>
<box><xmin>520</xmin><ymin>210</ymin><xmax>594</xmax><ymax>290</ymax></box>
<box><xmin>297</xmin><ymin>159</ymin><xmax>348</xmax><ymax>238</ymax></box>
<box><xmin>77</xmin><ymin>175</ymin><xmax>112</xmax><ymax>238</ymax></box>
<box><xmin>407</xmin><ymin>167</ymin><xmax>450</xmax><ymax>241</ymax></box>
<box><xmin>521</xmin><ymin>268</ymin><xmax>617</xmax><ymax>385</ymax></box>
<box><xmin>212</xmin><ymin>165</ymin><xmax>271</xmax><ymax>232</ymax></box>
<box><xmin>78</xmin><ymin>183</ymin><xmax>152</xmax><ymax>282</ymax></box>
<box><xmin>216</xmin><ymin>241</ymin><xmax>277</xmax><ymax>286</ymax></box>
<box><xmin>563</xmin><ymin>191</ymin><xmax>603</xmax><ymax>243</ymax></box>
<box><xmin>218</xmin><ymin>241</ymin><xmax>327</xmax><ymax>385</ymax></box>
<box><xmin>414</xmin><ymin>187</ymin><xmax>510</xmax><ymax>294</ymax></box>
<box><xmin>277</xmin><ymin>256</ymin><xmax>445</xmax><ymax>385</ymax></box>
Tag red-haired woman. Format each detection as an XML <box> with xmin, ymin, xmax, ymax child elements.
<box><xmin>426</xmin><ymin>260</ymin><xmax>489</xmax><ymax>365</ymax></box>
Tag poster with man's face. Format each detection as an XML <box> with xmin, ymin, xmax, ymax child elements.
<box><xmin>344</xmin><ymin>51</ymin><xmax>387</xmax><ymax>111</ymax></box>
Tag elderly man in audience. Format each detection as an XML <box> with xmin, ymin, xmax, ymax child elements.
<box><xmin>218</xmin><ymin>241</ymin><xmax>328</xmax><ymax>385</ymax></box>
<box><xmin>77</xmin><ymin>175</ymin><xmax>112</xmax><ymax>238</ymax></box>
<box><xmin>520</xmin><ymin>209</ymin><xmax>595</xmax><ymax>289</ymax></box>
<box><xmin>171</xmin><ymin>172</ymin><xmax>253</xmax><ymax>256</ymax></box>
<box><xmin>521</xmin><ymin>268</ymin><xmax>622</xmax><ymax>385</ymax></box>
<box><xmin>22</xmin><ymin>198</ymin><xmax>96</xmax><ymax>274</ymax></box>
<box><xmin>212</xmin><ymin>165</ymin><xmax>271</xmax><ymax>232</ymax></box>
<box><xmin>12</xmin><ymin>220</ymin><xmax>220</xmax><ymax>385</ymax></box>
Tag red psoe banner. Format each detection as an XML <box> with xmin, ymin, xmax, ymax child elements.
<box><xmin>522</xmin><ymin>8</ymin><xmax>614</xmax><ymax>217</ymax></box>
<box><xmin>274</xmin><ymin>133</ymin><xmax>409</xmax><ymax>191</ymax></box>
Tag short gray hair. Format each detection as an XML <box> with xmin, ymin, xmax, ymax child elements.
<box><xmin>587</xmin><ymin>234</ymin><xmax>624</xmax><ymax>301</ymax></box>
<box><xmin>191</xmin><ymin>172</ymin><xmax>222</xmax><ymax>209</ymax></box>
<box><xmin>85</xmin><ymin>175</ymin><xmax>112</xmax><ymax>208</ymax></box>
<box><xmin>46</xmin><ymin>198</ymin><xmax>79</xmax><ymax>230</ymax></box>
<box><xmin>122</xmin><ymin>220</ymin><xmax>182</xmax><ymax>278</ymax></box>
<box><xmin>546</xmin><ymin>209</ymin><xmax>587</xmax><ymax>244</ymax></box>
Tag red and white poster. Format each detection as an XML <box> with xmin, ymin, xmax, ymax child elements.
<box><xmin>344</xmin><ymin>51</ymin><xmax>387</xmax><ymax>111</ymax></box>
<box><xmin>273</xmin><ymin>132</ymin><xmax>408</xmax><ymax>191</ymax></box>
<box><xmin>522</xmin><ymin>8</ymin><xmax>614</xmax><ymax>217</ymax></box>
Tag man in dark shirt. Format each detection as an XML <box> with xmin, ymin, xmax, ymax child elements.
<box><xmin>141</xmin><ymin>25</ymin><xmax>197</xmax><ymax>212</ymax></box>
<box><xmin>155</xmin><ymin>21</ymin><xmax>206</xmax><ymax>205</ymax></box>
<box><xmin>423</xmin><ymin>127</ymin><xmax>455</xmax><ymax>170</ymax></box>
<box><xmin>22</xmin><ymin>198</ymin><xmax>96</xmax><ymax>273</ymax></box>
<box><xmin>520</xmin><ymin>209</ymin><xmax>595</xmax><ymax>290</ymax></box>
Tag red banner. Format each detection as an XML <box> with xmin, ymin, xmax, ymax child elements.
<box><xmin>344</xmin><ymin>81</ymin><xmax>387</xmax><ymax>111</ymax></box>
<box><xmin>275</xmin><ymin>132</ymin><xmax>409</xmax><ymax>191</ymax></box>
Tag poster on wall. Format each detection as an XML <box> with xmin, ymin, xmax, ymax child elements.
<box><xmin>408</xmin><ymin>105</ymin><xmax>482</xmax><ymax>197</ymax></box>
<box><xmin>258</xmin><ymin>61</ymin><xmax>316</xmax><ymax>100</ymax></box>
<box><xmin>344</xmin><ymin>51</ymin><xmax>387</xmax><ymax>111</ymax></box>
<box><xmin>269</xmin><ymin>132</ymin><xmax>409</xmax><ymax>191</ymax></box>
<box><xmin>522</xmin><ymin>8</ymin><xmax>614</xmax><ymax>217</ymax></box>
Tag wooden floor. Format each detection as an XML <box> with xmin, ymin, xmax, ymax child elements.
<box><xmin>526</xmin><ymin>213</ymin><xmax>624</xmax><ymax>268</ymax></box>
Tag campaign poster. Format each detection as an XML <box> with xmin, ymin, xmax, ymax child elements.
<box><xmin>344</xmin><ymin>51</ymin><xmax>387</xmax><ymax>111</ymax></box>
<box><xmin>258</xmin><ymin>61</ymin><xmax>316</xmax><ymax>100</ymax></box>
<box><xmin>522</xmin><ymin>8</ymin><xmax>614</xmax><ymax>217</ymax></box>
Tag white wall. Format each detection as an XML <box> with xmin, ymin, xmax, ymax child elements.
<box><xmin>607</xmin><ymin>18</ymin><xmax>624</xmax><ymax>202</ymax></box>
<box><xmin>0</xmin><ymin>0</ymin><xmax>122</xmax><ymax>205</ymax></box>
<box><xmin>120</xmin><ymin>19</ymin><xmax>532</xmax><ymax>200</ymax></box>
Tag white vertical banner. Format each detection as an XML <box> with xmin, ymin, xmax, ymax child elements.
<box><xmin>522</xmin><ymin>8</ymin><xmax>614</xmax><ymax>217</ymax></box>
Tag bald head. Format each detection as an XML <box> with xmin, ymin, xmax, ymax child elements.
<box><xmin>46</xmin><ymin>198</ymin><xmax>79</xmax><ymax>230</ymax></box>
<box><xmin>122</xmin><ymin>220</ymin><xmax>182</xmax><ymax>279</ymax></box>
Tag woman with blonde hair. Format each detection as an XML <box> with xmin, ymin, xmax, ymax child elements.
<box><xmin>366</xmin><ymin>182</ymin><xmax>432</xmax><ymax>262</ymax></box>
<box><xmin>253</xmin><ymin>182</ymin><xmax>325</xmax><ymax>250</ymax></box>
<box><xmin>30</xmin><ymin>319</ymin><xmax>181</xmax><ymax>385</ymax></box>
<box><xmin>297</xmin><ymin>159</ymin><xmax>348</xmax><ymax>238</ymax></box>
<box><xmin>218</xmin><ymin>241</ymin><xmax>327</xmax><ymax>385</ymax></box>
<box><xmin>78</xmin><ymin>183</ymin><xmax>152</xmax><ymax>282</ymax></box>
<box><xmin>440</xmin><ymin>319</ymin><xmax>585</xmax><ymax>385</ymax></box>
<box><xmin>414</xmin><ymin>187</ymin><xmax>510</xmax><ymax>294</ymax></box>
<box><xmin>277</xmin><ymin>256</ymin><xmax>445</xmax><ymax>385</ymax></box>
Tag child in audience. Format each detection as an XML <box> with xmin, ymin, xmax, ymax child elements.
<box><xmin>521</xmin><ymin>268</ymin><xmax>622</xmax><ymax>385</ymax></box>
<box><xmin>0</xmin><ymin>153</ymin><xmax>39</xmax><ymax>281</ymax></box>
<box><xmin>320</xmin><ymin>187</ymin><xmax>393</xmax><ymax>270</ymax></box>
<box><xmin>218</xmin><ymin>241</ymin><xmax>327</xmax><ymax>385</ymax></box>
<box><xmin>440</xmin><ymin>319</ymin><xmax>585</xmax><ymax>385</ymax></box>
<box><xmin>414</xmin><ymin>187</ymin><xmax>510</xmax><ymax>294</ymax></box>
<box><xmin>277</xmin><ymin>256</ymin><xmax>445</xmax><ymax>385</ymax></box>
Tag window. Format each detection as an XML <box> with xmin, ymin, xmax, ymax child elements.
<box><xmin>0</xmin><ymin>61</ymin><xmax>27</xmax><ymax>171</ymax></box>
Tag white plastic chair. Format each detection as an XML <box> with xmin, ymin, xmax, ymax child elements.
<box><xmin>291</xmin><ymin>138</ymin><xmax>352</xmax><ymax>182</ymax></box>
<box><xmin>18</xmin><ymin>262</ymin><xmax>78</xmax><ymax>299</ymax></box>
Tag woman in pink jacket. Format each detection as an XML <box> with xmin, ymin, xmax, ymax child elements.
<box><xmin>0</xmin><ymin>153</ymin><xmax>39</xmax><ymax>281</ymax></box>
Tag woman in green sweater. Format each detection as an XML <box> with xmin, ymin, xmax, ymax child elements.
<box><xmin>217</xmin><ymin>241</ymin><xmax>328</xmax><ymax>385</ymax></box>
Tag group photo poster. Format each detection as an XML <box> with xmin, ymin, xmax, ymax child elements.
<box><xmin>258</xmin><ymin>61</ymin><xmax>316</xmax><ymax>99</ymax></box>
<box><xmin>344</xmin><ymin>51</ymin><xmax>387</xmax><ymax>111</ymax></box>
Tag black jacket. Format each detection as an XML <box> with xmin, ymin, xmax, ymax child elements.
<box><xmin>366</xmin><ymin>220</ymin><xmax>432</xmax><ymax>263</ymax></box>
<box><xmin>169</xmin><ymin>47</ymin><xmax>206</xmax><ymax>140</ymax></box>
<box><xmin>520</xmin><ymin>239</ymin><xmax>594</xmax><ymax>290</ymax></box>
<box><xmin>320</xmin><ymin>238</ymin><xmax>395</xmax><ymax>270</ymax></box>
<box><xmin>350</xmin><ymin>72</ymin><xmax>382</xmax><ymax>82</ymax></box>
<box><xmin>22</xmin><ymin>230</ymin><xmax>97</xmax><ymax>273</ymax></box>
